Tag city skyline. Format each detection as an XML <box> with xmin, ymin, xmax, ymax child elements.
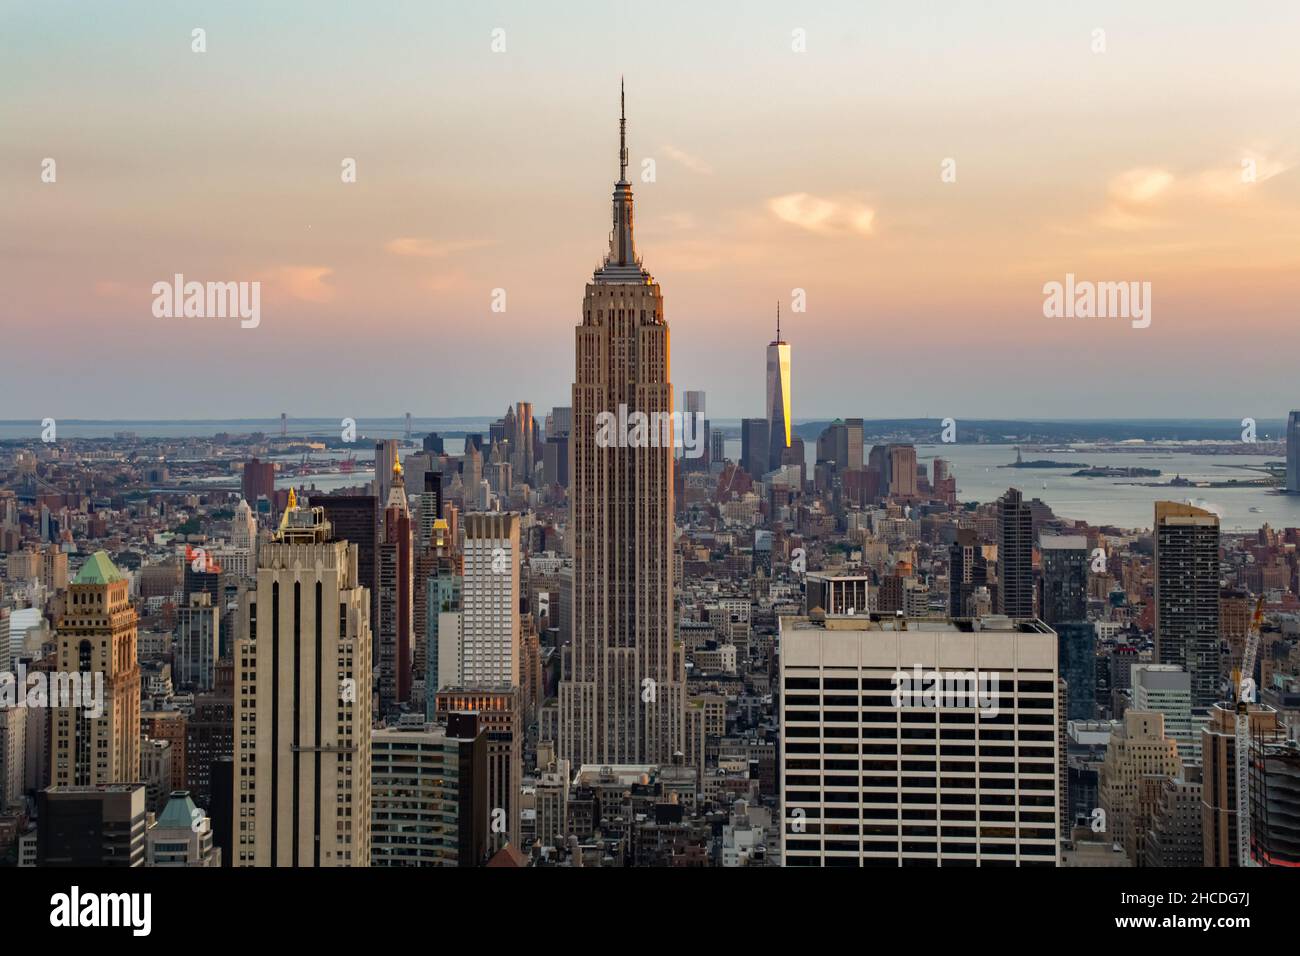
<box><xmin>5</xmin><ymin>1</ymin><xmax>1300</xmax><ymax>908</ymax></box>
<box><xmin>6</xmin><ymin>2</ymin><xmax>1300</xmax><ymax>420</ymax></box>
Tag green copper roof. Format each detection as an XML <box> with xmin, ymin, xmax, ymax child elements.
<box><xmin>74</xmin><ymin>551</ymin><xmax>123</xmax><ymax>585</ymax></box>
<box><xmin>157</xmin><ymin>791</ymin><xmax>200</xmax><ymax>829</ymax></box>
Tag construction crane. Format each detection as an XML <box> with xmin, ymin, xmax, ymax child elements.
<box><xmin>1233</xmin><ymin>596</ymin><xmax>1265</xmax><ymax>868</ymax></box>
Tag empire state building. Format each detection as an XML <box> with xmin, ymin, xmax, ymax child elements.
<box><xmin>559</xmin><ymin>84</ymin><xmax>684</xmax><ymax>766</ymax></box>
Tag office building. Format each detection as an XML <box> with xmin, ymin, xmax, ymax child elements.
<box><xmin>779</xmin><ymin>612</ymin><xmax>1060</xmax><ymax>866</ymax></box>
<box><xmin>52</xmin><ymin>552</ymin><xmax>141</xmax><ymax>787</ymax></box>
<box><xmin>370</xmin><ymin>717</ymin><xmax>490</xmax><ymax>867</ymax></box>
<box><xmin>1057</xmin><ymin>621</ymin><xmax>1097</xmax><ymax>722</ymax></box>
<box><xmin>1202</xmin><ymin>702</ymin><xmax>1284</xmax><ymax>867</ymax></box>
<box><xmin>997</xmin><ymin>488</ymin><xmax>1034</xmax><ymax>619</ymax></box>
<box><xmin>461</xmin><ymin>512</ymin><xmax>520</xmax><ymax>687</ymax></box>
<box><xmin>1154</xmin><ymin>502</ymin><xmax>1221</xmax><ymax>711</ymax></box>
<box><xmin>435</xmin><ymin>687</ymin><xmax>522</xmax><ymax>852</ymax></box>
<box><xmin>741</xmin><ymin>418</ymin><xmax>770</xmax><ymax>479</ymax></box>
<box><xmin>374</xmin><ymin>439</ymin><xmax>399</xmax><ymax>507</ymax></box>
<box><xmin>186</xmin><ymin>668</ymin><xmax>234</xmax><ymax>813</ymax></box>
<box><xmin>1143</xmin><ymin>775</ymin><xmax>1204</xmax><ymax>867</ymax></box>
<box><xmin>1098</xmin><ymin>709</ymin><xmax>1182</xmax><ymax>864</ymax></box>
<box><xmin>948</xmin><ymin>528</ymin><xmax>988</xmax><ymax>618</ymax></box>
<box><xmin>1251</xmin><ymin>740</ymin><xmax>1300</xmax><ymax>867</ymax></box>
<box><xmin>1039</xmin><ymin>535</ymin><xmax>1088</xmax><ymax>625</ymax></box>
<box><xmin>175</xmin><ymin>592</ymin><xmax>219</xmax><ymax>692</ymax></box>
<box><xmin>317</xmin><ymin>493</ymin><xmax>380</xmax><ymax>662</ymax></box>
<box><xmin>1132</xmin><ymin>664</ymin><xmax>1198</xmax><ymax>767</ymax></box>
<box><xmin>146</xmin><ymin>790</ymin><xmax>219</xmax><ymax>866</ymax></box>
<box><xmin>377</xmin><ymin>461</ymin><xmax>413</xmax><ymax>716</ymax></box>
<box><xmin>234</xmin><ymin>491</ymin><xmax>373</xmax><ymax>866</ymax></box>
<box><xmin>559</xmin><ymin>86</ymin><xmax>684</xmax><ymax>768</ymax></box>
<box><xmin>0</xmin><ymin>703</ymin><xmax>27</xmax><ymax>812</ymax></box>
<box><xmin>37</xmin><ymin>784</ymin><xmax>147</xmax><ymax>867</ymax></box>
<box><xmin>241</xmin><ymin>457</ymin><xmax>275</xmax><ymax>510</ymax></box>
<box><xmin>766</xmin><ymin>309</ymin><xmax>792</xmax><ymax>473</ymax></box>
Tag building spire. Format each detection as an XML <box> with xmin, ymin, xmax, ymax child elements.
<box><xmin>604</xmin><ymin>77</ymin><xmax>637</xmax><ymax>271</ymax></box>
<box><xmin>776</xmin><ymin>300</ymin><xmax>781</xmax><ymax>340</ymax></box>
<box><xmin>619</xmin><ymin>76</ymin><xmax>628</xmax><ymax>183</ymax></box>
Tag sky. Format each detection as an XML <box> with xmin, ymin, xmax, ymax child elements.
<box><xmin>3</xmin><ymin>1</ymin><xmax>1300</xmax><ymax>422</ymax></box>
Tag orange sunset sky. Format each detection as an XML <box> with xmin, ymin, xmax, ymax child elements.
<box><xmin>4</xmin><ymin>1</ymin><xmax>1300</xmax><ymax>420</ymax></box>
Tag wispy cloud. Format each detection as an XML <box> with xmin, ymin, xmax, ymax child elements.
<box><xmin>661</xmin><ymin>145</ymin><xmax>713</xmax><ymax>175</ymax></box>
<box><xmin>263</xmin><ymin>266</ymin><xmax>335</xmax><ymax>303</ymax></box>
<box><xmin>385</xmin><ymin>238</ymin><xmax>498</xmax><ymax>259</ymax></box>
<box><xmin>767</xmin><ymin>192</ymin><xmax>875</xmax><ymax>236</ymax></box>
<box><xmin>1093</xmin><ymin>153</ymin><xmax>1296</xmax><ymax>230</ymax></box>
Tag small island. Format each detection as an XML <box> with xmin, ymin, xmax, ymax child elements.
<box><xmin>1073</xmin><ymin>466</ymin><xmax>1162</xmax><ymax>478</ymax></box>
<box><xmin>1001</xmin><ymin>447</ymin><xmax>1087</xmax><ymax>469</ymax></box>
<box><xmin>1003</xmin><ymin>458</ymin><xmax>1087</xmax><ymax>469</ymax></box>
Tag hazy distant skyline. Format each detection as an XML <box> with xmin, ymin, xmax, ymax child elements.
<box><xmin>5</xmin><ymin>1</ymin><xmax>1300</xmax><ymax>420</ymax></box>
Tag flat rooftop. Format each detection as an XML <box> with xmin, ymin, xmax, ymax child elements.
<box><xmin>782</xmin><ymin>613</ymin><xmax>1054</xmax><ymax>635</ymax></box>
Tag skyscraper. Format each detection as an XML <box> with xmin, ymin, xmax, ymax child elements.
<box><xmin>1201</xmin><ymin>703</ymin><xmax>1284</xmax><ymax>867</ymax></box>
<box><xmin>559</xmin><ymin>84</ymin><xmax>684</xmax><ymax>767</ymax></box>
<box><xmin>997</xmin><ymin>487</ymin><xmax>1034</xmax><ymax>619</ymax></box>
<box><xmin>370</xmin><ymin>717</ymin><xmax>489</xmax><ymax>867</ymax></box>
<box><xmin>374</xmin><ymin>439</ymin><xmax>399</xmax><ymax>507</ymax></box>
<box><xmin>175</xmin><ymin>591</ymin><xmax>219</xmax><ymax>692</ymax></box>
<box><xmin>435</xmin><ymin>688</ymin><xmax>522</xmax><ymax>853</ymax></box>
<box><xmin>1098</xmin><ymin>709</ymin><xmax>1182</xmax><ymax>864</ymax></box>
<box><xmin>1039</xmin><ymin>534</ymin><xmax>1088</xmax><ymax>625</ymax></box>
<box><xmin>52</xmin><ymin>552</ymin><xmax>141</xmax><ymax>787</ymax></box>
<box><xmin>766</xmin><ymin>305</ymin><xmax>792</xmax><ymax>474</ymax></box>
<box><xmin>779</xmin><ymin>613</ymin><xmax>1060</xmax><ymax>866</ymax></box>
<box><xmin>241</xmin><ymin>457</ymin><xmax>275</xmax><ymax>509</ymax></box>
<box><xmin>948</xmin><ymin>528</ymin><xmax>987</xmax><ymax>618</ymax></box>
<box><xmin>377</xmin><ymin>461</ymin><xmax>413</xmax><ymax>716</ymax></box>
<box><xmin>741</xmin><ymin>418</ymin><xmax>770</xmax><ymax>479</ymax></box>
<box><xmin>234</xmin><ymin>491</ymin><xmax>373</xmax><ymax>866</ymax></box>
<box><xmin>460</xmin><ymin>512</ymin><xmax>520</xmax><ymax>687</ymax></box>
<box><xmin>515</xmin><ymin>401</ymin><xmax>535</xmax><ymax>480</ymax></box>
<box><xmin>1153</xmin><ymin>501</ymin><xmax>1220</xmax><ymax>711</ymax></box>
<box><xmin>683</xmin><ymin>390</ymin><xmax>708</xmax><ymax>472</ymax></box>
<box><xmin>317</xmin><ymin>493</ymin><xmax>379</xmax><ymax>650</ymax></box>
<box><xmin>1288</xmin><ymin>410</ymin><xmax>1300</xmax><ymax>493</ymax></box>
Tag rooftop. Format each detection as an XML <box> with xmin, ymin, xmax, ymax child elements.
<box><xmin>73</xmin><ymin>551</ymin><xmax>124</xmax><ymax>585</ymax></box>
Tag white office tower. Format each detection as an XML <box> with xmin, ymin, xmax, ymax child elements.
<box><xmin>779</xmin><ymin>612</ymin><xmax>1060</xmax><ymax>866</ymax></box>
<box><xmin>460</xmin><ymin>512</ymin><xmax>520</xmax><ymax>687</ymax></box>
<box><xmin>233</xmin><ymin>499</ymin><xmax>257</xmax><ymax>552</ymax></box>
<box><xmin>1131</xmin><ymin>664</ymin><xmax>1199</xmax><ymax>768</ymax></box>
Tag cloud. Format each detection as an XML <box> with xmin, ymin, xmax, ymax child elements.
<box><xmin>661</xmin><ymin>145</ymin><xmax>713</xmax><ymax>175</ymax></box>
<box><xmin>1193</xmin><ymin>152</ymin><xmax>1292</xmax><ymax>200</ymax></box>
<box><xmin>1093</xmin><ymin>154</ymin><xmax>1295</xmax><ymax>230</ymax></box>
<box><xmin>1091</xmin><ymin>167</ymin><xmax>1175</xmax><ymax>230</ymax></box>
<box><xmin>263</xmin><ymin>266</ymin><xmax>335</xmax><ymax>303</ymax></box>
<box><xmin>767</xmin><ymin>193</ymin><xmax>875</xmax><ymax>236</ymax></box>
<box><xmin>385</xmin><ymin>238</ymin><xmax>497</xmax><ymax>259</ymax></box>
<box><xmin>1109</xmin><ymin>167</ymin><xmax>1176</xmax><ymax>206</ymax></box>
